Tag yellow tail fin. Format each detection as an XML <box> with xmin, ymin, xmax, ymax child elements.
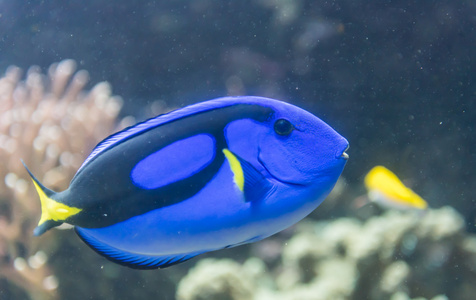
<box><xmin>22</xmin><ymin>160</ymin><xmax>82</xmax><ymax>236</ymax></box>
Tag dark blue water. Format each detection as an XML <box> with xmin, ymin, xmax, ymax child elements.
<box><xmin>0</xmin><ymin>1</ymin><xmax>474</xmax><ymax>299</ymax></box>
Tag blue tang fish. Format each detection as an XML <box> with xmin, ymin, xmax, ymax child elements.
<box><xmin>24</xmin><ymin>96</ymin><xmax>349</xmax><ymax>269</ymax></box>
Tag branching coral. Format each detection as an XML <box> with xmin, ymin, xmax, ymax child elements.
<box><xmin>0</xmin><ymin>60</ymin><xmax>122</xmax><ymax>300</ymax></box>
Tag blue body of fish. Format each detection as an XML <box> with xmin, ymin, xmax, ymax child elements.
<box><xmin>26</xmin><ymin>96</ymin><xmax>349</xmax><ymax>269</ymax></box>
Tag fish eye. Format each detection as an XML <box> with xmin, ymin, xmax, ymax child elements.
<box><xmin>274</xmin><ymin>119</ymin><xmax>294</xmax><ymax>136</ymax></box>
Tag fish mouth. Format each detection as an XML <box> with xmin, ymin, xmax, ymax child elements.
<box><xmin>338</xmin><ymin>145</ymin><xmax>350</xmax><ymax>160</ymax></box>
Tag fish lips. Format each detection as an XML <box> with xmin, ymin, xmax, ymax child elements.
<box><xmin>338</xmin><ymin>144</ymin><xmax>350</xmax><ymax>160</ymax></box>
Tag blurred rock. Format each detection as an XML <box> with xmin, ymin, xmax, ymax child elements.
<box><xmin>176</xmin><ymin>259</ymin><xmax>256</xmax><ymax>300</ymax></box>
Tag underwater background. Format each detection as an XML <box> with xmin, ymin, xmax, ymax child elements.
<box><xmin>0</xmin><ymin>1</ymin><xmax>474</xmax><ymax>299</ymax></box>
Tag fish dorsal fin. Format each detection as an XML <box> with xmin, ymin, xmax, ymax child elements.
<box><xmin>222</xmin><ymin>149</ymin><xmax>273</xmax><ymax>202</ymax></box>
<box><xmin>75</xmin><ymin>228</ymin><xmax>203</xmax><ymax>269</ymax></box>
<box><xmin>76</xmin><ymin>97</ymin><xmax>265</xmax><ymax>174</ymax></box>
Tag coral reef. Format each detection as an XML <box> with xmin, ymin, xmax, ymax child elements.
<box><xmin>177</xmin><ymin>259</ymin><xmax>256</xmax><ymax>300</ymax></box>
<box><xmin>176</xmin><ymin>207</ymin><xmax>474</xmax><ymax>300</ymax></box>
<box><xmin>0</xmin><ymin>60</ymin><xmax>122</xmax><ymax>300</ymax></box>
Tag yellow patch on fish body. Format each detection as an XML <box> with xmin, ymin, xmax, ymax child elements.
<box><xmin>222</xmin><ymin>149</ymin><xmax>244</xmax><ymax>192</ymax></box>
<box><xmin>364</xmin><ymin>166</ymin><xmax>428</xmax><ymax>210</ymax></box>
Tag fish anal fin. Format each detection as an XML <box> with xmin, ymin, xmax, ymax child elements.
<box><xmin>222</xmin><ymin>149</ymin><xmax>273</xmax><ymax>202</ymax></box>
<box><xmin>75</xmin><ymin>228</ymin><xmax>203</xmax><ymax>269</ymax></box>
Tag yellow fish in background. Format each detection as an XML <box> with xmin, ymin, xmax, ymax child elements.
<box><xmin>364</xmin><ymin>166</ymin><xmax>428</xmax><ymax>210</ymax></box>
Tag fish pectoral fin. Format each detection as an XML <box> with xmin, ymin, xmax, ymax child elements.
<box><xmin>222</xmin><ymin>149</ymin><xmax>274</xmax><ymax>203</ymax></box>
<box><xmin>75</xmin><ymin>228</ymin><xmax>203</xmax><ymax>269</ymax></box>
